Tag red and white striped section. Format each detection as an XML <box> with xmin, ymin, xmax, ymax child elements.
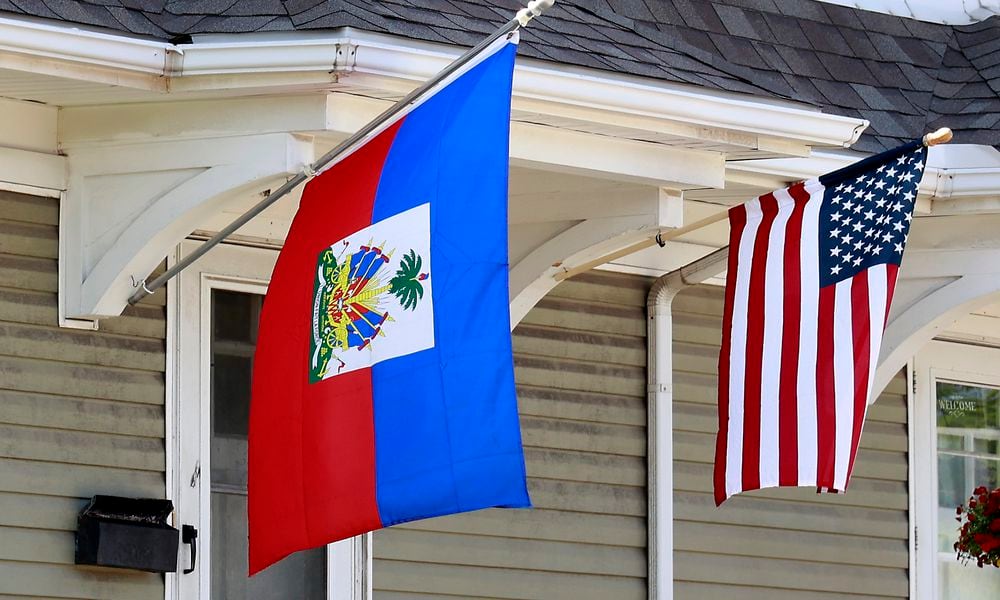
<box><xmin>713</xmin><ymin>180</ymin><xmax>896</xmax><ymax>505</ymax></box>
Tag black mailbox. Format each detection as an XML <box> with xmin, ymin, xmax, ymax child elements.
<box><xmin>75</xmin><ymin>495</ymin><xmax>179</xmax><ymax>573</ymax></box>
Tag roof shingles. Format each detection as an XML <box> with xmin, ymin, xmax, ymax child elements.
<box><xmin>0</xmin><ymin>0</ymin><xmax>996</xmax><ymax>150</ymax></box>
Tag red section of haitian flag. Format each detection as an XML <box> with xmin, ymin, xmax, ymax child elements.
<box><xmin>248</xmin><ymin>121</ymin><xmax>403</xmax><ymax>574</ymax></box>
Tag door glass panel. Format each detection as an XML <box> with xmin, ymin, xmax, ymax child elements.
<box><xmin>936</xmin><ymin>381</ymin><xmax>1000</xmax><ymax>599</ymax></box>
<box><xmin>211</xmin><ymin>289</ymin><xmax>327</xmax><ymax>599</ymax></box>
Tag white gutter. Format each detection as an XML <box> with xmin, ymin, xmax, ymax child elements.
<box><xmin>177</xmin><ymin>37</ymin><xmax>355</xmax><ymax>75</ymax></box>
<box><xmin>817</xmin><ymin>0</ymin><xmax>1000</xmax><ymax>25</ymax></box>
<box><xmin>177</xmin><ymin>30</ymin><xmax>867</xmax><ymax>148</ymax></box>
<box><xmin>0</xmin><ymin>14</ymin><xmax>171</xmax><ymax>75</ymax></box>
<box><xmin>923</xmin><ymin>145</ymin><xmax>1000</xmax><ymax>199</ymax></box>
<box><xmin>511</xmin><ymin>60</ymin><xmax>866</xmax><ymax>148</ymax></box>
<box><xmin>647</xmin><ymin>248</ymin><xmax>728</xmax><ymax>600</ymax></box>
<box><xmin>0</xmin><ymin>15</ymin><xmax>867</xmax><ymax>148</ymax></box>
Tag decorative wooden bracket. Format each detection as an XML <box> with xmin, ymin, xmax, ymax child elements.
<box><xmin>60</xmin><ymin>133</ymin><xmax>313</xmax><ymax>320</ymax></box>
<box><xmin>874</xmin><ymin>247</ymin><xmax>1000</xmax><ymax>396</ymax></box>
<box><xmin>509</xmin><ymin>187</ymin><xmax>683</xmax><ymax>327</ymax></box>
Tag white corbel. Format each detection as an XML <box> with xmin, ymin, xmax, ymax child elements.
<box><xmin>60</xmin><ymin>133</ymin><xmax>313</xmax><ymax>320</ymax></box>
<box><xmin>874</xmin><ymin>248</ymin><xmax>1000</xmax><ymax>396</ymax></box>
<box><xmin>509</xmin><ymin>188</ymin><xmax>683</xmax><ymax>327</ymax></box>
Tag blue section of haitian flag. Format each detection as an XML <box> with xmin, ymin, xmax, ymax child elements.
<box><xmin>368</xmin><ymin>40</ymin><xmax>531</xmax><ymax>526</ymax></box>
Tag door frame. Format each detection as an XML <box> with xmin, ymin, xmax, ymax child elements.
<box><xmin>912</xmin><ymin>339</ymin><xmax>1000</xmax><ymax>600</ymax></box>
<box><xmin>166</xmin><ymin>239</ymin><xmax>370</xmax><ymax>600</ymax></box>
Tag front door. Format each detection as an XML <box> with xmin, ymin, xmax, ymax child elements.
<box><xmin>170</xmin><ymin>240</ymin><xmax>369</xmax><ymax>599</ymax></box>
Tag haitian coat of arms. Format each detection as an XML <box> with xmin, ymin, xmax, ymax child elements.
<box><xmin>309</xmin><ymin>204</ymin><xmax>435</xmax><ymax>383</ymax></box>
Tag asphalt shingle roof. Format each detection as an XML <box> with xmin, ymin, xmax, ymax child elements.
<box><xmin>2</xmin><ymin>0</ymin><xmax>998</xmax><ymax>151</ymax></box>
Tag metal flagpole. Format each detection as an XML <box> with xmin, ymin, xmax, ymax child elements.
<box><xmin>127</xmin><ymin>0</ymin><xmax>556</xmax><ymax>306</ymax></box>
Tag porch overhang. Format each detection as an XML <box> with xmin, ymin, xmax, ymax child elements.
<box><xmin>0</xmin><ymin>14</ymin><xmax>870</xmax><ymax>322</ymax></box>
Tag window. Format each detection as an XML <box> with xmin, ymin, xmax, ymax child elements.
<box><xmin>935</xmin><ymin>381</ymin><xmax>1000</xmax><ymax>597</ymax></box>
<box><xmin>914</xmin><ymin>341</ymin><xmax>1000</xmax><ymax>599</ymax></box>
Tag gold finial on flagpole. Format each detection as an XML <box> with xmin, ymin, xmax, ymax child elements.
<box><xmin>923</xmin><ymin>127</ymin><xmax>953</xmax><ymax>146</ymax></box>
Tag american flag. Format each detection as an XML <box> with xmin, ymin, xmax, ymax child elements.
<box><xmin>714</xmin><ymin>141</ymin><xmax>928</xmax><ymax>505</ymax></box>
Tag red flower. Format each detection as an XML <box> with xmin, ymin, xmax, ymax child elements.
<box><xmin>975</xmin><ymin>533</ymin><xmax>1000</xmax><ymax>553</ymax></box>
<box><xmin>956</xmin><ymin>487</ymin><xmax>1000</xmax><ymax>568</ymax></box>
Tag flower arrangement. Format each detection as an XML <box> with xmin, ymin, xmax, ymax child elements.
<box><xmin>955</xmin><ymin>486</ymin><xmax>1000</xmax><ymax>568</ymax></box>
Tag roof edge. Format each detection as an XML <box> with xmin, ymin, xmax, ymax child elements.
<box><xmin>819</xmin><ymin>0</ymin><xmax>1000</xmax><ymax>24</ymax></box>
<box><xmin>0</xmin><ymin>15</ymin><xmax>868</xmax><ymax>150</ymax></box>
<box><xmin>0</xmin><ymin>14</ymin><xmax>170</xmax><ymax>76</ymax></box>
<box><xmin>178</xmin><ymin>29</ymin><xmax>867</xmax><ymax>148</ymax></box>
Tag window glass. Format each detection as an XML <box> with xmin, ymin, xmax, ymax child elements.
<box><xmin>936</xmin><ymin>381</ymin><xmax>1000</xmax><ymax>599</ymax></box>
<box><xmin>211</xmin><ymin>289</ymin><xmax>326</xmax><ymax>599</ymax></box>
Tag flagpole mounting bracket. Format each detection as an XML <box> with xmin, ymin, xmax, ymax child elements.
<box><xmin>129</xmin><ymin>275</ymin><xmax>154</xmax><ymax>297</ymax></box>
<box><xmin>517</xmin><ymin>0</ymin><xmax>556</xmax><ymax>27</ymax></box>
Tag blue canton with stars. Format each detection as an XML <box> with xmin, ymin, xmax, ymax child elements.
<box><xmin>817</xmin><ymin>143</ymin><xmax>928</xmax><ymax>288</ymax></box>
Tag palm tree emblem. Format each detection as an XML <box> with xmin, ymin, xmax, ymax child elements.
<box><xmin>390</xmin><ymin>250</ymin><xmax>428</xmax><ymax>310</ymax></box>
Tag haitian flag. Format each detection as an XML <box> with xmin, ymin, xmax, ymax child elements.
<box><xmin>249</xmin><ymin>36</ymin><xmax>530</xmax><ymax>574</ymax></box>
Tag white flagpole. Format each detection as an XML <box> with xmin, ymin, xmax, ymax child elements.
<box><xmin>128</xmin><ymin>0</ymin><xmax>556</xmax><ymax>306</ymax></box>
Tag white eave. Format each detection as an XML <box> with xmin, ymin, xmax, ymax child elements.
<box><xmin>177</xmin><ymin>30</ymin><xmax>868</xmax><ymax>149</ymax></box>
<box><xmin>0</xmin><ymin>15</ymin><xmax>867</xmax><ymax>152</ymax></box>
<box><xmin>0</xmin><ymin>15</ymin><xmax>171</xmax><ymax>75</ymax></box>
<box><xmin>817</xmin><ymin>0</ymin><xmax>1000</xmax><ymax>25</ymax></box>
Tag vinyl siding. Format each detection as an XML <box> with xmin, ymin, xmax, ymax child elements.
<box><xmin>373</xmin><ymin>271</ymin><xmax>649</xmax><ymax>599</ymax></box>
<box><xmin>672</xmin><ymin>284</ymin><xmax>910</xmax><ymax>599</ymax></box>
<box><xmin>0</xmin><ymin>191</ymin><xmax>166</xmax><ymax>599</ymax></box>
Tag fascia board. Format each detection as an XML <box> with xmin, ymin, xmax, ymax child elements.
<box><xmin>727</xmin><ymin>151</ymin><xmax>852</xmax><ymax>180</ymax></box>
<box><xmin>177</xmin><ymin>38</ymin><xmax>352</xmax><ymax>75</ymax></box>
<box><xmin>0</xmin><ymin>19</ymin><xmax>866</xmax><ymax>149</ymax></box>
<box><xmin>0</xmin><ymin>15</ymin><xmax>169</xmax><ymax>75</ymax></box>
<box><xmin>351</xmin><ymin>32</ymin><xmax>869</xmax><ymax>148</ymax></box>
<box><xmin>510</xmin><ymin>62</ymin><xmax>866</xmax><ymax>148</ymax></box>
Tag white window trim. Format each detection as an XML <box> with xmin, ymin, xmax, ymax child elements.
<box><xmin>912</xmin><ymin>340</ymin><xmax>1000</xmax><ymax>600</ymax></box>
<box><xmin>165</xmin><ymin>239</ymin><xmax>370</xmax><ymax>600</ymax></box>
